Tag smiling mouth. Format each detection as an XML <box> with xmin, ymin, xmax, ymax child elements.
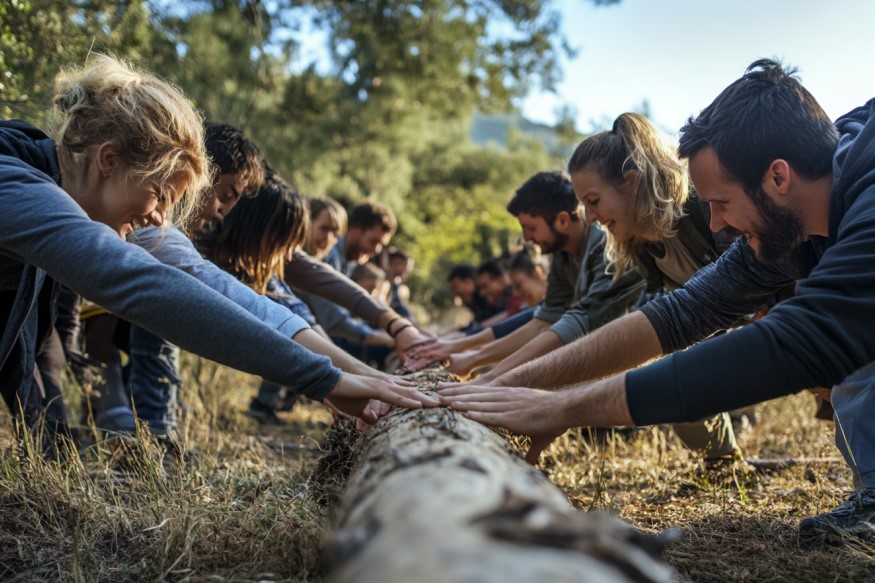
<box><xmin>125</xmin><ymin>216</ymin><xmax>149</xmax><ymax>234</ymax></box>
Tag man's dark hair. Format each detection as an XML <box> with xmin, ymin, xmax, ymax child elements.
<box><xmin>447</xmin><ymin>264</ymin><xmax>476</xmax><ymax>282</ymax></box>
<box><xmin>506</xmin><ymin>171</ymin><xmax>580</xmax><ymax>225</ymax></box>
<box><xmin>476</xmin><ymin>259</ymin><xmax>506</xmax><ymax>280</ymax></box>
<box><xmin>678</xmin><ymin>59</ymin><xmax>838</xmax><ymax>193</ymax></box>
<box><xmin>204</xmin><ymin>122</ymin><xmax>265</xmax><ymax>196</ymax></box>
<box><xmin>348</xmin><ymin>199</ymin><xmax>397</xmax><ymax>234</ymax></box>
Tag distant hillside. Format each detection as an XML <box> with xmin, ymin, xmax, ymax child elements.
<box><xmin>470</xmin><ymin>112</ymin><xmax>575</xmax><ymax>157</ymax></box>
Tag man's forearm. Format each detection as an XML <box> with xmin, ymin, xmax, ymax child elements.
<box><xmin>465</xmin><ymin>319</ymin><xmax>549</xmax><ymax>371</ymax></box>
<box><xmin>484</xmin><ymin>329</ymin><xmax>562</xmax><ymax>381</ymax></box>
<box><xmin>496</xmin><ymin>311</ymin><xmax>662</xmax><ymax>388</ymax></box>
<box><xmin>450</xmin><ymin>327</ymin><xmax>496</xmax><ymax>353</ymax></box>
<box><xmin>562</xmin><ymin>374</ymin><xmax>634</xmax><ymax>427</ymax></box>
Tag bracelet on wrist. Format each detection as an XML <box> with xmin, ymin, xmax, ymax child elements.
<box><xmin>390</xmin><ymin>323</ymin><xmax>413</xmax><ymax>338</ymax></box>
<box><xmin>384</xmin><ymin>316</ymin><xmax>401</xmax><ymax>334</ymax></box>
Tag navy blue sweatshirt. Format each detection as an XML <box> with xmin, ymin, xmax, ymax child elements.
<box><xmin>627</xmin><ymin>100</ymin><xmax>875</xmax><ymax>425</ymax></box>
<box><xmin>0</xmin><ymin>120</ymin><xmax>341</xmax><ymax>401</ymax></box>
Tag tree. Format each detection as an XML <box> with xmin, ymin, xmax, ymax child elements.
<box><xmin>0</xmin><ymin>0</ymin><xmax>156</xmax><ymax>123</ymax></box>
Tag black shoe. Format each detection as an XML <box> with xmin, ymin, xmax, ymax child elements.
<box><xmin>799</xmin><ymin>489</ymin><xmax>875</xmax><ymax>541</ymax></box>
<box><xmin>245</xmin><ymin>399</ymin><xmax>288</xmax><ymax>426</ymax></box>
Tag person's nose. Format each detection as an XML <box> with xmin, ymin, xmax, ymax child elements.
<box><xmin>709</xmin><ymin>204</ymin><xmax>727</xmax><ymax>232</ymax></box>
<box><xmin>216</xmin><ymin>201</ymin><xmax>232</xmax><ymax>220</ymax></box>
<box><xmin>583</xmin><ymin>205</ymin><xmax>598</xmax><ymax>225</ymax></box>
<box><xmin>146</xmin><ymin>208</ymin><xmax>165</xmax><ymax>228</ymax></box>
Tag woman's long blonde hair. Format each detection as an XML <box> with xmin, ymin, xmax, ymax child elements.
<box><xmin>567</xmin><ymin>112</ymin><xmax>688</xmax><ymax>278</ymax></box>
<box><xmin>52</xmin><ymin>53</ymin><xmax>211</xmax><ymax>230</ymax></box>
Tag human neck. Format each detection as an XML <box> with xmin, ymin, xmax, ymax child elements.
<box><xmin>564</xmin><ymin>220</ymin><xmax>589</xmax><ymax>259</ymax></box>
<box><xmin>796</xmin><ymin>173</ymin><xmax>834</xmax><ymax>238</ymax></box>
<box><xmin>343</xmin><ymin>234</ymin><xmax>357</xmax><ymax>261</ymax></box>
<box><xmin>58</xmin><ymin>147</ymin><xmax>102</xmax><ymax>220</ymax></box>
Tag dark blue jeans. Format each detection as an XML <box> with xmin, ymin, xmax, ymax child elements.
<box><xmin>82</xmin><ymin>318</ymin><xmax>179</xmax><ymax>436</ymax></box>
<box><xmin>832</xmin><ymin>361</ymin><xmax>875</xmax><ymax>490</ymax></box>
<box><xmin>128</xmin><ymin>325</ymin><xmax>180</xmax><ymax>436</ymax></box>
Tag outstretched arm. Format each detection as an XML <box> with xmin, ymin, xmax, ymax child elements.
<box><xmin>293</xmin><ymin>328</ymin><xmax>405</xmax><ymax>383</ymax></box>
<box><xmin>474</xmin><ymin>329</ymin><xmax>563</xmax><ymax>384</ymax></box>
<box><xmin>448</xmin><ymin>319</ymin><xmax>549</xmax><ymax>378</ymax></box>
<box><xmin>405</xmin><ymin>327</ymin><xmax>496</xmax><ymax>369</ymax></box>
<box><xmin>288</xmin><ymin>251</ymin><xmax>430</xmax><ymax>356</ymax></box>
<box><xmin>440</xmin><ymin>375</ymin><xmax>631</xmax><ymax>463</ymax></box>
<box><xmin>491</xmin><ymin>311</ymin><xmax>662</xmax><ymax>388</ymax></box>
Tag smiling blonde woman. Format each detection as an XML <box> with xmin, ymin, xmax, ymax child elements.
<box><xmin>0</xmin><ymin>54</ymin><xmax>434</xmax><ymax>448</ymax></box>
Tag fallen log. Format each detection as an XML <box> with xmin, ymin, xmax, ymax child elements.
<box><xmin>319</xmin><ymin>370</ymin><xmax>675</xmax><ymax>583</ymax></box>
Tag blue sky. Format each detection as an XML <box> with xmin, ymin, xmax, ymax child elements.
<box><xmin>523</xmin><ymin>0</ymin><xmax>875</xmax><ymax>136</ymax></box>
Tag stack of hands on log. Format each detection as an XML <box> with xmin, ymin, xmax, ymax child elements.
<box><xmin>357</xmin><ymin>338</ymin><xmax>579</xmax><ymax>466</ymax></box>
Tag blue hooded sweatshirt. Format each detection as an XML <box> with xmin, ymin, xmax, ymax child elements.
<box><xmin>0</xmin><ymin>120</ymin><xmax>341</xmax><ymax>409</ymax></box>
<box><xmin>626</xmin><ymin>99</ymin><xmax>875</xmax><ymax>424</ymax></box>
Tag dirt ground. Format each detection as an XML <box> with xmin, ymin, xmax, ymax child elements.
<box><xmin>0</xmin><ymin>356</ymin><xmax>872</xmax><ymax>582</ymax></box>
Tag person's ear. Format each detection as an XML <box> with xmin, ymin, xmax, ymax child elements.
<box><xmin>95</xmin><ymin>142</ymin><xmax>121</xmax><ymax>178</ymax></box>
<box><xmin>622</xmin><ymin>169</ymin><xmax>638</xmax><ymax>193</ymax></box>
<box><xmin>553</xmin><ymin>210</ymin><xmax>571</xmax><ymax>231</ymax></box>
<box><xmin>764</xmin><ymin>159</ymin><xmax>792</xmax><ymax>197</ymax></box>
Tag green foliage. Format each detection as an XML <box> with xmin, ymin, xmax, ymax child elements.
<box><xmin>0</xmin><ymin>0</ymin><xmax>156</xmax><ymax>124</ymax></box>
<box><xmin>305</xmin><ymin>0</ymin><xmax>569</xmax><ymax>116</ymax></box>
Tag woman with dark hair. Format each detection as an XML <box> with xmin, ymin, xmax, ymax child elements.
<box><xmin>199</xmin><ymin>170</ymin><xmax>414</xmax><ymax>423</ymax></box>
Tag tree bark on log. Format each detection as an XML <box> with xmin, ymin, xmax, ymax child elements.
<box><xmin>321</xmin><ymin>371</ymin><xmax>675</xmax><ymax>583</ymax></box>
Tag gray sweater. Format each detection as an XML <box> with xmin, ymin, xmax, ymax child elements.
<box><xmin>0</xmin><ymin>120</ymin><xmax>340</xmax><ymax>401</ymax></box>
<box><xmin>537</xmin><ymin>225</ymin><xmax>645</xmax><ymax>344</ymax></box>
<box><xmin>133</xmin><ymin>226</ymin><xmax>309</xmax><ymax>338</ymax></box>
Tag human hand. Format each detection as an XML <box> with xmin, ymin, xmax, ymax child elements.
<box><xmin>394</xmin><ymin>325</ymin><xmax>432</xmax><ymax>355</ymax></box>
<box><xmin>437</xmin><ymin>369</ymin><xmax>501</xmax><ymax>390</ymax></box>
<box><xmin>354</xmin><ymin>399</ymin><xmax>393</xmax><ymax>433</ymax></box>
<box><xmin>361</xmin><ymin>369</ymin><xmax>416</xmax><ymax>387</ymax></box>
<box><xmin>328</xmin><ymin>372</ymin><xmax>438</xmax><ymax>424</ymax></box>
<box><xmin>404</xmin><ymin>355</ymin><xmax>445</xmax><ymax>373</ymax></box>
<box><xmin>323</xmin><ymin>398</ymin><xmax>393</xmax><ymax>433</ymax></box>
<box><xmin>438</xmin><ymin>384</ymin><xmax>568</xmax><ymax>464</ymax></box>
<box><xmin>444</xmin><ymin>351</ymin><xmax>477</xmax><ymax>379</ymax></box>
<box><xmin>407</xmin><ymin>337</ymin><xmax>456</xmax><ymax>362</ymax></box>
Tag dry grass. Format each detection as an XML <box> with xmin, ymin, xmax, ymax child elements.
<box><xmin>0</xmin><ymin>354</ymin><xmax>873</xmax><ymax>581</ymax></box>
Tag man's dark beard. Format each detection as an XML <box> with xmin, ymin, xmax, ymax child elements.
<box><xmin>747</xmin><ymin>185</ymin><xmax>806</xmax><ymax>264</ymax></box>
<box><xmin>538</xmin><ymin>225</ymin><xmax>568</xmax><ymax>254</ymax></box>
